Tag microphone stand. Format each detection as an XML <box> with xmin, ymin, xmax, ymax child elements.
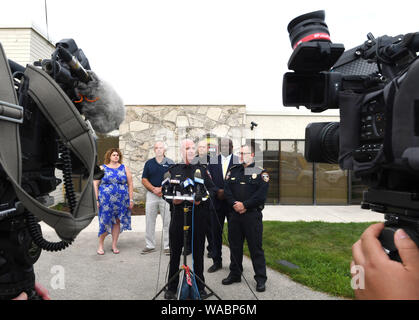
<box><xmin>152</xmin><ymin>193</ymin><xmax>221</xmax><ymax>300</ymax></box>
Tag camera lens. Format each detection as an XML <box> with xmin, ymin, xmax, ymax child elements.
<box><xmin>305</xmin><ymin>122</ymin><xmax>340</xmax><ymax>164</ymax></box>
<box><xmin>287</xmin><ymin>10</ymin><xmax>331</xmax><ymax>49</ymax></box>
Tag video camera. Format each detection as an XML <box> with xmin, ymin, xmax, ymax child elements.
<box><xmin>283</xmin><ymin>10</ymin><xmax>419</xmax><ymax>261</ymax></box>
<box><xmin>0</xmin><ymin>38</ymin><xmax>124</xmax><ymax>299</ymax></box>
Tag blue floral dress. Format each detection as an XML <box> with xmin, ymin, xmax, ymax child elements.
<box><xmin>98</xmin><ymin>164</ymin><xmax>132</xmax><ymax>237</ymax></box>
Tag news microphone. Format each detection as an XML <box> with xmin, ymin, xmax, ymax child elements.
<box><xmin>194</xmin><ymin>169</ymin><xmax>206</xmax><ymax>202</ymax></box>
<box><xmin>170</xmin><ymin>178</ymin><xmax>181</xmax><ymax>196</ymax></box>
<box><xmin>161</xmin><ymin>171</ymin><xmax>171</xmax><ymax>196</ymax></box>
<box><xmin>183</xmin><ymin>178</ymin><xmax>195</xmax><ymax>196</ymax></box>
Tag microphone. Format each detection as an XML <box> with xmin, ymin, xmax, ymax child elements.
<box><xmin>194</xmin><ymin>169</ymin><xmax>207</xmax><ymax>202</ymax></box>
<box><xmin>57</xmin><ymin>47</ymin><xmax>90</xmax><ymax>83</ymax></box>
<box><xmin>74</xmin><ymin>71</ymin><xmax>125</xmax><ymax>134</ymax></box>
<box><xmin>183</xmin><ymin>178</ymin><xmax>195</xmax><ymax>196</ymax></box>
<box><xmin>170</xmin><ymin>178</ymin><xmax>181</xmax><ymax>197</ymax></box>
<box><xmin>161</xmin><ymin>171</ymin><xmax>171</xmax><ymax>197</ymax></box>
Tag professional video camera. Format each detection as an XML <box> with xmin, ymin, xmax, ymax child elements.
<box><xmin>0</xmin><ymin>39</ymin><xmax>124</xmax><ymax>299</ymax></box>
<box><xmin>283</xmin><ymin>10</ymin><xmax>419</xmax><ymax>261</ymax></box>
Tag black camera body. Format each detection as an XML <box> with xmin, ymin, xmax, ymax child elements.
<box><xmin>283</xmin><ymin>10</ymin><xmax>419</xmax><ymax>261</ymax></box>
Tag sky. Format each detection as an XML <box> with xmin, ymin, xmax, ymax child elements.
<box><xmin>0</xmin><ymin>0</ymin><xmax>418</xmax><ymax>115</ymax></box>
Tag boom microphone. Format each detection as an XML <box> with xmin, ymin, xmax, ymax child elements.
<box><xmin>75</xmin><ymin>71</ymin><xmax>125</xmax><ymax>134</ymax></box>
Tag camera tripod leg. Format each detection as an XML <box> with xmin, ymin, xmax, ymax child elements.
<box><xmin>151</xmin><ymin>268</ymin><xmax>183</xmax><ymax>300</ymax></box>
<box><xmin>190</xmin><ymin>271</ymin><xmax>222</xmax><ymax>300</ymax></box>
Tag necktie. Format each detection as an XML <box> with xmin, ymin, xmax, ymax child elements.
<box><xmin>223</xmin><ymin>157</ymin><xmax>229</xmax><ymax>179</ymax></box>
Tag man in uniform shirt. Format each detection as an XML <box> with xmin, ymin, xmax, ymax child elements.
<box><xmin>222</xmin><ymin>143</ymin><xmax>269</xmax><ymax>292</ymax></box>
<box><xmin>163</xmin><ymin>139</ymin><xmax>216</xmax><ymax>300</ymax></box>
<box><xmin>141</xmin><ymin>141</ymin><xmax>175</xmax><ymax>255</ymax></box>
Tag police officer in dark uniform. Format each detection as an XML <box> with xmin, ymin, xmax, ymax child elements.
<box><xmin>164</xmin><ymin>139</ymin><xmax>216</xmax><ymax>300</ymax></box>
<box><xmin>222</xmin><ymin>143</ymin><xmax>269</xmax><ymax>292</ymax></box>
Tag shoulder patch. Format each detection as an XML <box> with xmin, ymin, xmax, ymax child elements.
<box><xmin>261</xmin><ymin>172</ymin><xmax>270</xmax><ymax>182</ymax></box>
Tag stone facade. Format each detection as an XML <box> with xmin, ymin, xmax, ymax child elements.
<box><xmin>120</xmin><ymin>105</ymin><xmax>246</xmax><ymax>202</ymax></box>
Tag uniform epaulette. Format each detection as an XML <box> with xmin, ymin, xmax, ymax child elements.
<box><xmin>228</xmin><ymin>164</ymin><xmax>241</xmax><ymax>171</ymax></box>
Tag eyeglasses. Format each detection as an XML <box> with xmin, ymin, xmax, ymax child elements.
<box><xmin>239</xmin><ymin>152</ymin><xmax>251</xmax><ymax>155</ymax></box>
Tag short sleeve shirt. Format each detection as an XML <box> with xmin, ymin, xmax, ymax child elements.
<box><xmin>142</xmin><ymin>157</ymin><xmax>175</xmax><ymax>187</ymax></box>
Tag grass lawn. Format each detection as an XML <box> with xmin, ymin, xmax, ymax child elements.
<box><xmin>224</xmin><ymin>221</ymin><xmax>379</xmax><ymax>299</ymax></box>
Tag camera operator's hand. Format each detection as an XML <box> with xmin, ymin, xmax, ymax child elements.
<box><xmin>13</xmin><ymin>282</ymin><xmax>51</xmax><ymax>300</ymax></box>
<box><xmin>351</xmin><ymin>222</ymin><xmax>419</xmax><ymax>300</ymax></box>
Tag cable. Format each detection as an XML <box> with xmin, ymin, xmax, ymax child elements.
<box><xmin>58</xmin><ymin>142</ymin><xmax>77</xmax><ymax>214</ymax></box>
<box><xmin>26</xmin><ymin>211</ymin><xmax>73</xmax><ymax>251</ymax></box>
<box><xmin>190</xmin><ymin>197</ymin><xmax>201</xmax><ymax>299</ymax></box>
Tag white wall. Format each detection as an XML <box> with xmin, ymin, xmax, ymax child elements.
<box><xmin>246</xmin><ymin>113</ymin><xmax>340</xmax><ymax>140</ymax></box>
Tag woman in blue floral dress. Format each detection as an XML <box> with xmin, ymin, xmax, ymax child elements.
<box><xmin>94</xmin><ymin>148</ymin><xmax>134</xmax><ymax>255</ymax></box>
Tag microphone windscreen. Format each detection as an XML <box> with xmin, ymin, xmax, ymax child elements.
<box><xmin>76</xmin><ymin>71</ymin><xmax>125</xmax><ymax>133</ymax></box>
<box><xmin>161</xmin><ymin>172</ymin><xmax>171</xmax><ymax>185</ymax></box>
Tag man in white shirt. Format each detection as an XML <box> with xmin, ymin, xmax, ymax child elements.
<box><xmin>207</xmin><ymin>138</ymin><xmax>239</xmax><ymax>273</ymax></box>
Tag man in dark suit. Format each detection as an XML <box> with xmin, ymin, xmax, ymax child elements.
<box><xmin>207</xmin><ymin>138</ymin><xmax>240</xmax><ymax>273</ymax></box>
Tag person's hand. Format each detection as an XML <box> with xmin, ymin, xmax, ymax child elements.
<box><xmin>153</xmin><ymin>187</ymin><xmax>163</xmax><ymax>197</ymax></box>
<box><xmin>173</xmin><ymin>199</ymin><xmax>183</xmax><ymax>205</ymax></box>
<box><xmin>13</xmin><ymin>282</ymin><xmax>51</xmax><ymax>300</ymax></box>
<box><xmin>233</xmin><ymin>201</ymin><xmax>245</xmax><ymax>214</ymax></box>
<box><xmin>129</xmin><ymin>200</ymin><xmax>134</xmax><ymax>210</ymax></box>
<box><xmin>217</xmin><ymin>189</ymin><xmax>225</xmax><ymax>200</ymax></box>
<box><xmin>351</xmin><ymin>222</ymin><xmax>419</xmax><ymax>300</ymax></box>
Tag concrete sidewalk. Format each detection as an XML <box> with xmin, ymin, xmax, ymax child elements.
<box><xmin>35</xmin><ymin>205</ymin><xmax>383</xmax><ymax>300</ymax></box>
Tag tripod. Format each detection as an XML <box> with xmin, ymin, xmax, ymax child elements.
<box><xmin>152</xmin><ymin>195</ymin><xmax>221</xmax><ymax>300</ymax></box>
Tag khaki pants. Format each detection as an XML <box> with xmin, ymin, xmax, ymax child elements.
<box><xmin>145</xmin><ymin>191</ymin><xmax>171</xmax><ymax>250</ymax></box>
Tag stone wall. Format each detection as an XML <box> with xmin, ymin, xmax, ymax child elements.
<box><xmin>119</xmin><ymin>105</ymin><xmax>246</xmax><ymax>202</ymax></box>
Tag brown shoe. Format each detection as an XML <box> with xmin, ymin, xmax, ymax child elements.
<box><xmin>141</xmin><ymin>247</ymin><xmax>156</xmax><ymax>255</ymax></box>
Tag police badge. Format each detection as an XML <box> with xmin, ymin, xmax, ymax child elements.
<box><xmin>262</xmin><ymin>172</ymin><xmax>270</xmax><ymax>182</ymax></box>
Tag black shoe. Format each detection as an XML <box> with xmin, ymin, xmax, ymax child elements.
<box><xmin>199</xmin><ymin>289</ymin><xmax>210</xmax><ymax>300</ymax></box>
<box><xmin>207</xmin><ymin>263</ymin><xmax>222</xmax><ymax>273</ymax></box>
<box><xmin>256</xmin><ymin>282</ymin><xmax>266</xmax><ymax>292</ymax></box>
<box><xmin>222</xmin><ymin>275</ymin><xmax>241</xmax><ymax>285</ymax></box>
<box><xmin>164</xmin><ymin>290</ymin><xmax>177</xmax><ymax>300</ymax></box>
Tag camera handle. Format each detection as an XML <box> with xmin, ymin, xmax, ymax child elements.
<box><xmin>378</xmin><ymin>217</ymin><xmax>419</xmax><ymax>263</ymax></box>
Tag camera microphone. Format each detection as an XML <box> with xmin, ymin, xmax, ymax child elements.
<box><xmin>75</xmin><ymin>71</ymin><xmax>125</xmax><ymax>134</ymax></box>
<box><xmin>57</xmin><ymin>47</ymin><xmax>90</xmax><ymax>83</ymax></box>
